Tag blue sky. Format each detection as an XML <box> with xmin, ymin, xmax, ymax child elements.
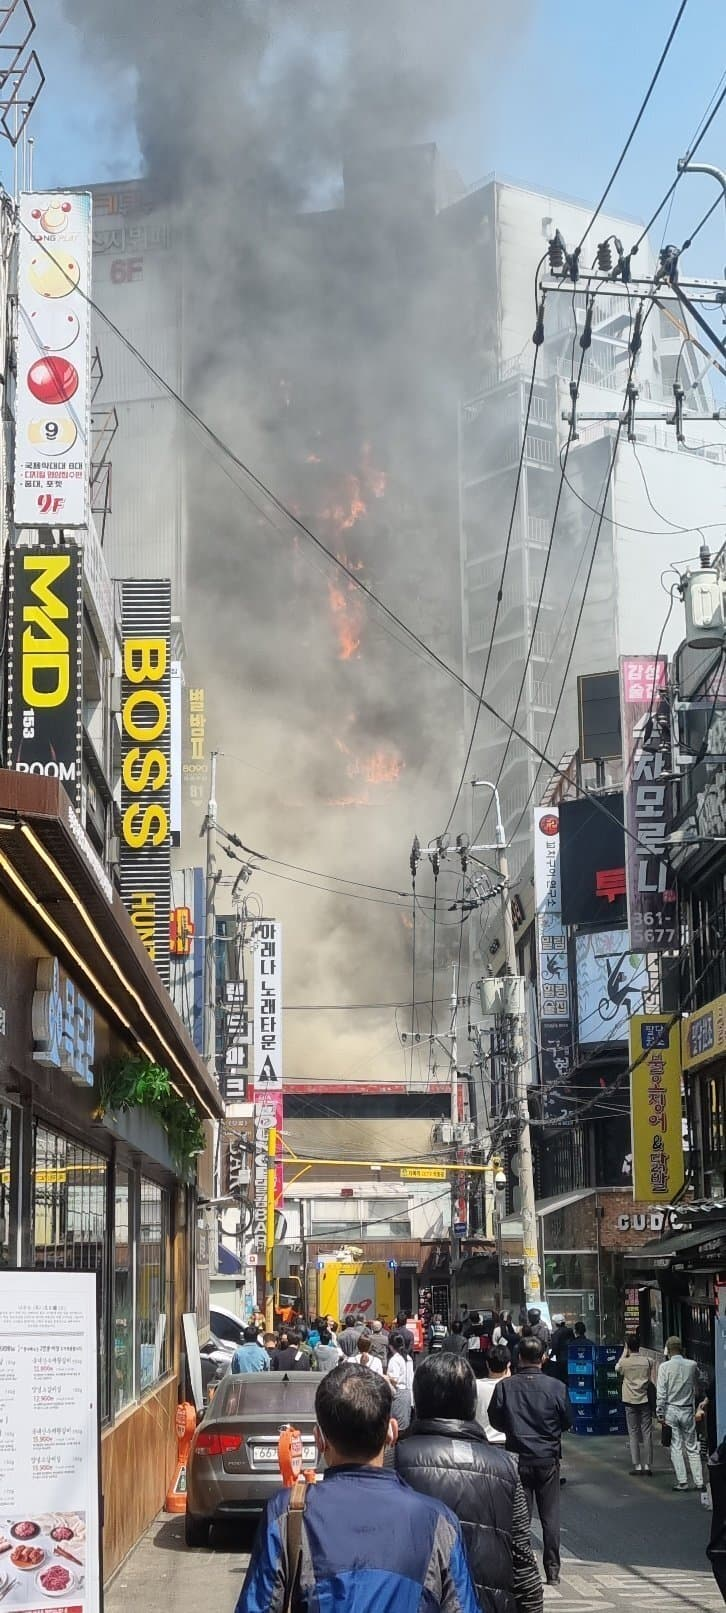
<box><xmin>15</xmin><ymin>0</ymin><xmax>726</xmax><ymax>280</ymax></box>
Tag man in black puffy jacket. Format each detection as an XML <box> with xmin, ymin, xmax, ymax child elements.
<box><xmin>488</xmin><ymin>1336</ymin><xmax>571</xmax><ymax>1587</ymax></box>
<box><xmin>395</xmin><ymin>1353</ymin><xmax>543</xmax><ymax>1613</ymax></box>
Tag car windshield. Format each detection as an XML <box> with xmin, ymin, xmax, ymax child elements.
<box><xmin>218</xmin><ymin>1373</ymin><xmax>321</xmax><ymax>1419</ymax></box>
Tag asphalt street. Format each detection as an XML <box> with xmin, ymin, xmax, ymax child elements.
<box><xmin>105</xmin><ymin>1434</ymin><xmax>722</xmax><ymax>1613</ymax></box>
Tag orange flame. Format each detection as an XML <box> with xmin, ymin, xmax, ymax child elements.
<box><xmin>327</xmin><ymin>577</ymin><xmax>364</xmax><ymax>660</ymax></box>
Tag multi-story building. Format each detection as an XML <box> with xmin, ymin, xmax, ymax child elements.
<box><xmin>457</xmin><ymin>177</ymin><xmax>724</xmax><ymax>894</ymax></box>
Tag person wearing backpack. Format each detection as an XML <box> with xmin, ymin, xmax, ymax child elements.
<box><xmin>235</xmin><ymin>1362</ymin><xmax>480</xmax><ymax>1613</ymax></box>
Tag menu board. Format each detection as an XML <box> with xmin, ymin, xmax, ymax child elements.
<box><xmin>0</xmin><ymin>1274</ymin><xmax>100</xmax><ymax>1613</ymax></box>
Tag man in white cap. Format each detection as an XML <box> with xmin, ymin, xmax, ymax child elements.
<box><xmin>548</xmin><ymin>1314</ymin><xmax>575</xmax><ymax>1387</ymax></box>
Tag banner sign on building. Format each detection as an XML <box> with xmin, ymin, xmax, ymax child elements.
<box><xmin>684</xmin><ymin>992</ymin><xmax>726</xmax><ymax>1071</ymax></box>
<box><xmin>15</xmin><ymin>192</ymin><xmax>92</xmax><ymax>528</ymax></box>
<box><xmin>0</xmin><ymin>1271</ymin><xmax>102</xmax><ymax>1613</ymax></box>
<box><xmin>620</xmin><ymin>657</ymin><xmax>678</xmax><ymax>951</ymax></box>
<box><xmin>6</xmin><ymin>544</ymin><xmax>83</xmax><ymax>811</ymax></box>
<box><xmin>630</xmin><ymin>1014</ymin><xmax>685</xmax><ymax>1202</ymax></box>
<box><xmin>119</xmin><ymin>579</ymin><xmax>172</xmax><ymax>985</ymax></box>
<box><xmin>533</xmin><ymin>807</ymin><xmax>573</xmax><ymax>1113</ymax></box>
<box><xmin>252</xmin><ymin>921</ymin><xmax>284</xmax><ymax>1257</ymax></box>
<box><xmin>183</xmin><ymin>685</ymin><xmax>209</xmax><ymax>809</ymax></box>
<box><xmin>575</xmin><ymin>928</ymin><xmax>648</xmax><ymax>1045</ymax></box>
<box><xmin>170</xmin><ymin>867</ymin><xmax>204</xmax><ymax>1051</ymax></box>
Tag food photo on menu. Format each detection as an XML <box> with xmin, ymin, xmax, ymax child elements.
<box><xmin>0</xmin><ymin>1513</ymin><xmax>86</xmax><ymax>1610</ymax></box>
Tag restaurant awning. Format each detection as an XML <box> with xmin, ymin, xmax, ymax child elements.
<box><xmin>0</xmin><ymin>771</ymin><xmax>223</xmax><ymax>1120</ymax></box>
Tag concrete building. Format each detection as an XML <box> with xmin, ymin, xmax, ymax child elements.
<box><xmin>456</xmin><ymin>177</ymin><xmax>725</xmax><ymax>907</ymax></box>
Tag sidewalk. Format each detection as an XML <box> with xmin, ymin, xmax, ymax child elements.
<box><xmin>104</xmin><ymin>1513</ymin><xmax>253</xmax><ymax>1613</ymax></box>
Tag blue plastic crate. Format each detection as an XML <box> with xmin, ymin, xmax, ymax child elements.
<box><xmin>568</xmin><ymin>1355</ymin><xmax>593</xmax><ymax>1376</ymax></box>
<box><xmin>568</xmin><ymin>1342</ymin><xmax>595</xmax><ymax>1366</ymax></box>
<box><xmin>595</xmin><ymin>1345</ymin><xmax>623</xmax><ymax>1367</ymax></box>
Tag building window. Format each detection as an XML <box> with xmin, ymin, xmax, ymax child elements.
<box><xmin>31</xmin><ymin>1123</ymin><xmax>109</xmax><ymax>1419</ymax></box>
<box><xmin>113</xmin><ymin>1168</ymin><xmax>135</xmax><ymax>1414</ymax></box>
<box><xmin>138</xmin><ymin>1179</ymin><xmax>171</xmax><ymax>1392</ymax></box>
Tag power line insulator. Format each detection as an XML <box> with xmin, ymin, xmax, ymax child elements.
<box><xmin>596</xmin><ymin>239</ymin><xmax>613</xmax><ymax>272</ymax></box>
<box><xmin>547</xmin><ymin>230</ymin><xmax>566</xmax><ymax>271</ymax></box>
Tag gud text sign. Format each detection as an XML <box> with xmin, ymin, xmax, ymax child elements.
<box><xmin>630</xmin><ymin>1014</ymin><xmax>684</xmax><ymax>1202</ymax></box>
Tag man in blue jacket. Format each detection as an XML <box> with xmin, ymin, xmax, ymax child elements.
<box><xmin>235</xmin><ymin>1362</ymin><xmax>480</xmax><ymax>1613</ymax></box>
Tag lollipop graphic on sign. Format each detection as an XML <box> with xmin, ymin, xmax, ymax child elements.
<box><xmin>31</xmin><ymin>198</ymin><xmax>73</xmax><ymax>235</ymax></box>
<box><xmin>28</xmin><ymin>307</ymin><xmax>80</xmax><ymax>354</ymax></box>
<box><xmin>28</xmin><ymin>248</ymin><xmax>80</xmax><ymax>300</ymax></box>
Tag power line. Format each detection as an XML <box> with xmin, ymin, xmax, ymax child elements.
<box><xmin>479</xmin><ymin>298</ymin><xmax>594</xmax><ymax>834</ymax></box>
<box><xmin>630</xmin><ymin>74</ymin><xmax>726</xmax><ymax>256</ymax></box>
<box><xmin>441</xmin><ymin>300</ymin><xmax>545</xmax><ymax>837</ymax></box>
<box><xmin>576</xmin><ymin>0</ymin><xmax>690</xmax><ymax>251</ymax></box>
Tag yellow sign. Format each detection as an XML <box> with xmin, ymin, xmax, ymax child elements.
<box><xmin>121</xmin><ymin>636</ymin><xmax>169</xmax><ymax>849</ymax></box>
<box><xmin>400</xmin><ymin>1166</ymin><xmax>448</xmax><ymax>1181</ymax></box>
<box><xmin>630</xmin><ymin>1015</ymin><xmax>684</xmax><ymax>1203</ymax></box>
<box><xmin>683</xmin><ymin>993</ymin><xmax>726</xmax><ymax>1070</ymax></box>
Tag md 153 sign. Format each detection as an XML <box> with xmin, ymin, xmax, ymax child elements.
<box><xmin>6</xmin><ymin>545</ymin><xmax>83</xmax><ymax>811</ymax></box>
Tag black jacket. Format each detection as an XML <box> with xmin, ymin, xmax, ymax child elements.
<box><xmin>395</xmin><ymin>1417</ymin><xmax>520</xmax><ymax>1613</ymax></box>
<box><xmin>489</xmin><ymin>1367</ymin><xmax>571</xmax><ymax>1462</ymax></box>
<box><xmin>441</xmin><ymin>1331</ymin><xmax>469</xmax><ymax>1357</ymax></box>
<box><xmin>549</xmin><ymin>1323</ymin><xmax>575</xmax><ymax>1366</ymax></box>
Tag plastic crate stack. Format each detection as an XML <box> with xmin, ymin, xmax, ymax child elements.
<box><xmin>567</xmin><ymin>1341</ymin><xmax>626</xmax><ymax>1436</ymax></box>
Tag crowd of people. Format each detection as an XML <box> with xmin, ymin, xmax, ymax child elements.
<box><xmin>232</xmin><ymin>1305</ymin><xmax>726</xmax><ymax>1611</ymax></box>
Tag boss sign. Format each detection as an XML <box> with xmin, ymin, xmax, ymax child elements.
<box><xmin>119</xmin><ymin>580</ymin><xmax>172</xmax><ymax>985</ymax></box>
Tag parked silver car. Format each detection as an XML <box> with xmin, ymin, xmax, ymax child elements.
<box><xmin>185</xmin><ymin>1370</ymin><xmax>325</xmax><ymax>1546</ymax></box>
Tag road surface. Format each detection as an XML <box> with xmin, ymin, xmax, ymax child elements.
<box><xmin>106</xmin><ymin>1433</ymin><xmax>721</xmax><ymax>1613</ymax></box>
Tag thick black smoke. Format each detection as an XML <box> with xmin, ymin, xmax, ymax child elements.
<box><xmin>60</xmin><ymin>1</ymin><xmax>531</xmax><ymax>1079</ymax></box>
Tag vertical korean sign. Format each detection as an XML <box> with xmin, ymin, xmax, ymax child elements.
<box><xmin>6</xmin><ymin>546</ymin><xmax>83</xmax><ymax>811</ymax></box>
<box><xmin>630</xmin><ymin>1014</ymin><xmax>684</xmax><ymax>1202</ymax></box>
<box><xmin>620</xmin><ymin>657</ymin><xmax>678</xmax><ymax>951</ymax></box>
<box><xmin>533</xmin><ymin>807</ymin><xmax>572</xmax><ymax>1115</ymax></box>
<box><xmin>253</xmin><ymin>922</ymin><xmax>284</xmax><ymax>1261</ymax></box>
<box><xmin>0</xmin><ymin>1271</ymin><xmax>101</xmax><ymax>1613</ymax></box>
<box><xmin>119</xmin><ymin>580</ymin><xmax>172</xmax><ymax>985</ymax></box>
<box><xmin>15</xmin><ymin>193</ymin><xmax>92</xmax><ymax>527</ymax></box>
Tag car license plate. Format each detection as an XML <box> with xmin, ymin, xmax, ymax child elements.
<box><xmin>253</xmin><ymin>1443</ymin><xmax>315</xmax><ymax>1464</ymax></box>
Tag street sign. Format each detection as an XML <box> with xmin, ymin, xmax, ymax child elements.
<box><xmin>400</xmin><ymin>1166</ymin><xmax>448</xmax><ymax>1181</ymax></box>
<box><xmin>454</xmin><ymin>1221</ymin><xmax>467</xmax><ymax>1236</ymax></box>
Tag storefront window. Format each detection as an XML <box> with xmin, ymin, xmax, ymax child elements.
<box><xmin>113</xmin><ymin>1168</ymin><xmax>134</xmax><ymax>1413</ymax></box>
<box><xmin>0</xmin><ymin>1105</ymin><xmax>12</xmax><ymax>1267</ymax></box>
<box><xmin>138</xmin><ymin>1179</ymin><xmax>171</xmax><ymax>1391</ymax></box>
<box><xmin>32</xmin><ymin>1123</ymin><xmax>109</xmax><ymax>1417</ymax></box>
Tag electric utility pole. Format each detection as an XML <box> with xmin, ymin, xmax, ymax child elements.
<box><xmin>413</xmin><ymin>780</ymin><xmax>542</xmax><ymax>1308</ymax></box>
<box><xmin>204</xmin><ymin>749</ymin><xmax>219</xmax><ymax>1079</ymax></box>
<box><xmin>484</xmin><ymin>788</ymin><xmax>541</xmax><ymax>1308</ymax></box>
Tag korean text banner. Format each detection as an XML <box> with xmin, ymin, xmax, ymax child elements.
<box><xmin>533</xmin><ymin>806</ymin><xmax>572</xmax><ymax>1113</ymax></box>
<box><xmin>6</xmin><ymin>545</ymin><xmax>83</xmax><ymax>811</ymax></box>
<box><xmin>15</xmin><ymin>193</ymin><xmax>92</xmax><ymax>528</ymax></box>
<box><xmin>620</xmin><ymin>656</ymin><xmax>678</xmax><ymax>951</ymax></box>
<box><xmin>684</xmin><ymin>992</ymin><xmax>726</xmax><ymax>1071</ymax></box>
<box><xmin>253</xmin><ymin>921</ymin><xmax>283</xmax><ymax>1236</ymax></box>
<box><xmin>119</xmin><ymin>579</ymin><xmax>172</xmax><ymax>986</ymax></box>
<box><xmin>630</xmin><ymin>1014</ymin><xmax>684</xmax><ymax>1202</ymax></box>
